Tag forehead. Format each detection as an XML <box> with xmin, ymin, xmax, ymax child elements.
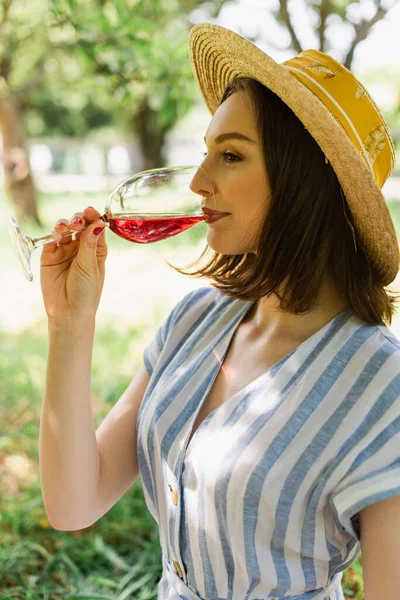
<box><xmin>205</xmin><ymin>91</ymin><xmax>257</xmax><ymax>141</ymax></box>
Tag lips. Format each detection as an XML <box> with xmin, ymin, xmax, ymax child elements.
<box><xmin>201</xmin><ymin>207</ymin><xmax>230</xmax><ymax>216</ymax></box>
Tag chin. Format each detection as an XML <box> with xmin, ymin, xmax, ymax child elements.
<box><xmin>206</xmin><ymin>231</ymin><xmax>256</xmax><ymax>255</ymax></box>
<box><xmin>206</xmin><ymin>239</ymin><xmax>252</xmax><ymax>256</ymax></box>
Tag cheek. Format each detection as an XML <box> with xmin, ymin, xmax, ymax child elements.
<box><xmin>236</xmin><ymin>181</ymin><xmax>270</xmax><ymax>227</ymax></box>
<box><xmin>236</xmin><ymin>180</ymin><xmax>270</xmax><ymax>246</ymax></box>
<box><xmin>205</xmin><ymin>171</ymin><xmax>270</xmax><ymax>253</ymax></box>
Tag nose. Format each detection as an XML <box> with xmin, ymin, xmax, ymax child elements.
<box><xmin>189</xmin><ymin>165</ymin><xmax>215</xmax><ymax>202</ymax></box>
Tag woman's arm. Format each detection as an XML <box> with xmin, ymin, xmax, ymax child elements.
<box><xmin>40</xmin><ymin>317</ymin><xmax>150</xmax><ymax>531</ymax></box>
<box><xmin>39</xmin><ymin>206</ymin><xmax>152</xmax><ymax>531</ymax></box>
<box><xmin>359</xmin><ymin>494</ymin><xmax>400</xmax><ymax>600</ymax></box>
<box><xmin>39</xmin><ymin>317</ymin><xmax>101</xmax><ymax>530</ymax></box>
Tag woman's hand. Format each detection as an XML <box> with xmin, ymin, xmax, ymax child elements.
<box><xmin>40</xmin><ymin>207</ymin><xmax>108</xmax><ymax>321</ymax></box>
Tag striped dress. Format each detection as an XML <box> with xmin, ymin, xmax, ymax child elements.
<box><xmin>137</xmin><ymin>286</ymin><xmax>400</xmax><ymax>600</ymax></box>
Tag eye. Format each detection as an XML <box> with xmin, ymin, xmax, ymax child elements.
<box><xmin>201</xmin><ymin>151</ymin><xmax>242</xmax><ymax>164</ymax></box>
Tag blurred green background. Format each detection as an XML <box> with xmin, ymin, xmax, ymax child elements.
<box><xmin>1</xmin><ymin>1</ymin><xmax>400</xmax><ymax>598</ymax></box>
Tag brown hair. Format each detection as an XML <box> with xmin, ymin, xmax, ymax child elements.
<box><xmin>170</xmin><ymin>77</ymin><xmax>399</xmax><ymax>326</ymax></box>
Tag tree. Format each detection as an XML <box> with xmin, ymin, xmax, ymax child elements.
<box><xmin>0</xmin><ymin>0</ymin><xmax>48</xmax><ymax>224</ymax></box>
<box><xmin>268</xmin><ymin>0</ymin><xmax>396</xmax><ymax>70</ymax></box>
<box><xmin>0</xmin><ymin>0</ymin><xmax>227</xmax><ymax>222</ymax></box>
<box><xmin>50</xmin><ymin>0</ymin><xmax>229</xmax><ymax>170</ymax></box>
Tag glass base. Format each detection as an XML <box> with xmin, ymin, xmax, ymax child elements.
<box><xmin>8</xmin><ymin>216</ymin><xmax>34</xmax><ymax>282</ymax></box>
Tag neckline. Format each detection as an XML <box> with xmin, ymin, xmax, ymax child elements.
<box><xmin>183</xmin><ymin>300</ymin><xmax>254</xmax><ymax>461</ymax></box>
<box><xmin>183</xmin><ymin>300</ymin><xmax>350</xmax><ymax>461</ymax></box>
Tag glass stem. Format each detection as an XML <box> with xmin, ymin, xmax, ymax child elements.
<box><xmin>31</xmin><ymin>214</ymin><xmax>108</xmax><ymax>248</ymax></box>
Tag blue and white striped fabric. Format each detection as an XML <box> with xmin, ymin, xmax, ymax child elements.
<box><xmin>137</xmin><ymin>286</ymin><xmax>400</xmax><ymax>600</ymax></box>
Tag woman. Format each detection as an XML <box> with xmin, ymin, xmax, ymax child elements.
<box><xmin>39</xmin><ymin>24</ymin><xmax>400</xmax><ymax>600</ymax></box>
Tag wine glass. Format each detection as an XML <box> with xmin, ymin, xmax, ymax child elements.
<box><xmin>8</xmin><ymin>164</ymin><xmax>215</xmax><ymax>282</ymax></box>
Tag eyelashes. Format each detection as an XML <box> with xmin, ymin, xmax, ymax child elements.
<box><xmin>202</xmin><ymin>151</ymin><xmax>242</xmax><ymax>164</ymax></box>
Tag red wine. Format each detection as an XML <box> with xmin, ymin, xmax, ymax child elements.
<box><xmin>108</xmin><ymin>214</ymin><xmax>206</xmax><ymax>244</ymax></box>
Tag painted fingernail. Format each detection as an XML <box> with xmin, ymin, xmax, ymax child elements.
<box><xmin>93</xmin><ymin>226</ymin><xmax>105</xmax><ymax>235</ymax></box>
<box><xmin>71</xmin><ymin>217</ymin><xmax>83</xmax><ymax>225</ymax></box>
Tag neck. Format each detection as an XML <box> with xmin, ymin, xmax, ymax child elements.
<box><xmin>244</xmin><ymin>276</ymin><xmax>347</xmax><ymax>343</ymax></box>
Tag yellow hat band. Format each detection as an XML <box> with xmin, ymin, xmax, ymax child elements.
<box><xmin>282</xmin><ymin>49</ymin><xmax>395</xmax><ymax>189</ymax></box>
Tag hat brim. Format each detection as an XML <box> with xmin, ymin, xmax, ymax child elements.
<box><xmin>189</xmin><ymin>24</ymin><xmax>399</xmax><ymax>285</ymax></box>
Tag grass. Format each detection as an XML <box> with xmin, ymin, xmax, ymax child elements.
<box><xmin>1</xmin><ymin>191</ymin><xmax>400</xmax><ymax>599</ymax></box>
<box><xmin>0</xmin><ymin>321</ymin><xmax>163</xmax><ymax>600</ymax></box>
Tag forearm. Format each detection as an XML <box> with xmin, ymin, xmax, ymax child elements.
<box><xmin>39</xmin><ymin>317</ymin><xmax>101</xmax><ymax>530</ymax></box>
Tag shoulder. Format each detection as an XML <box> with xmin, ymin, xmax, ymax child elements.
<box><xmin>371</xmin><ymin>322</ymin><xmax>400</xmax><ymax>374</ymax></box>
<box><xmin>347</xmin><ymin>315</ymin><xmax>400</xmax><ymax>371</ymax></box>
<box><xmin>170</xmin><ymin>285</ymin><xmax>228</xmax><ymax>321</ymax></box>
<box><xmin>354</xmin><ymin>320</ymin><xmax>400</xmax><ymax>413</ymax></box>
<box><xmin>331</xmin><ymin>315</ymin><xmax>400</xmax><ymax>414</ymax></box>
<box><xmin>376</xmin><ymin>323</ymin><xmax>400</xmax><ymax>354</ymax></box>
<box><xmin>177</xmin><ymin>284</ymin><xmax>223</xmax><ymax>310</ymax></box>
<box><xmin>162</xmin><ymin>285</ymin><xmax>235</xmax><ymax>338</ymax></box>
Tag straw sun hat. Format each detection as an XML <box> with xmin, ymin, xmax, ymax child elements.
<box><xmin>188</xmin><ymin>23</ymin><xmax>399</xmax><ymax>286</ymax></box>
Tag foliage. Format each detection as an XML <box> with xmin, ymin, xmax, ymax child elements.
<box><xmin>3</xmin><ymin>0</ymin><xmax>399</xmax><ymax>141</ymax></box>
<box><xmin>47</xmin><ymin>0</ymin><xmax>217</xmax><ymax>145</ymax></box>
<box><xmin>0</xmin><ymin>0</ymin><xmax>227</xmax><ymax>140</ymax></box>
<box><xmin>0</xmin><ymin>320</ymin><xmax>163</xmax><ymax>599</ymax></box>
<box><xmin>0</xmin><ymin>0</ymin><xmax>99</xmax><ymax>138</ymax></box>
<box><xmin>21</xmin><ymin>0</ymin><xmax>226</xmax><ymax>139</ymax></box>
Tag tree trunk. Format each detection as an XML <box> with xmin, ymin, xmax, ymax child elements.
<box><xmin>0</xmin><ymin>92</ymin><xmax>41</xmax><ymax>225</ymax></box>
<box><xmin>132</xmin><ymin>97</ymin><xmax>169</xmax><ymax>170</ymax></box>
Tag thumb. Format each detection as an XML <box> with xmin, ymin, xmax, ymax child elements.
<box><xmin>77</xmin><ymin>220</ymin><xmax>107</xmax><ymax>271</ymax></box>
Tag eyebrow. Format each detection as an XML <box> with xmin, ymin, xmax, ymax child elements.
<box><xmin>203</xmin><ymin>132</ymin><xmax>257</xmax><ymax>145</ymax></box>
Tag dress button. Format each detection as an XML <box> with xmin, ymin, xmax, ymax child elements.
<box><xmin>168</xmin><ymin>484</ymin><xmax>179</xmax><ymax>505</ymax></box>
<box><xmin>173</xmin><ymin>560</ymin><xmax>184</xmax><ymax>579</ymax></box>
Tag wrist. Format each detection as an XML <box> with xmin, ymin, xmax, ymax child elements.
<box><xmin>47</xmin><ymin>313</ymin><xmax>97</xmax><ymax>334</ymax></box>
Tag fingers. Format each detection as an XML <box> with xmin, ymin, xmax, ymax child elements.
<box><xmin>75</xmin><ymin>214</ymin><xmax>107</xmax><ymax>272</ymax></box>
<box><xmin>64</xmin><ymin>207</ymin><xmax>106</xmax><ymax>248</ymax></box>
<box><xmin>69</xmin><ymin>212</ymin><xmax>85</xmax><ymax>228</ymax></box>
<box><xmin>52</xmin><ymin>207</ymin><xmax>101</xmax><ymax>246</ymax></box>
<box><xmin>53</xmin><ymin>220</ymin><xmax>71</xmax><ymax>246</ymax></box>
<box><xmin>83</xmin><ymin>206</ymin><xmax>102</xmax><ymax>221</ymax></box>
